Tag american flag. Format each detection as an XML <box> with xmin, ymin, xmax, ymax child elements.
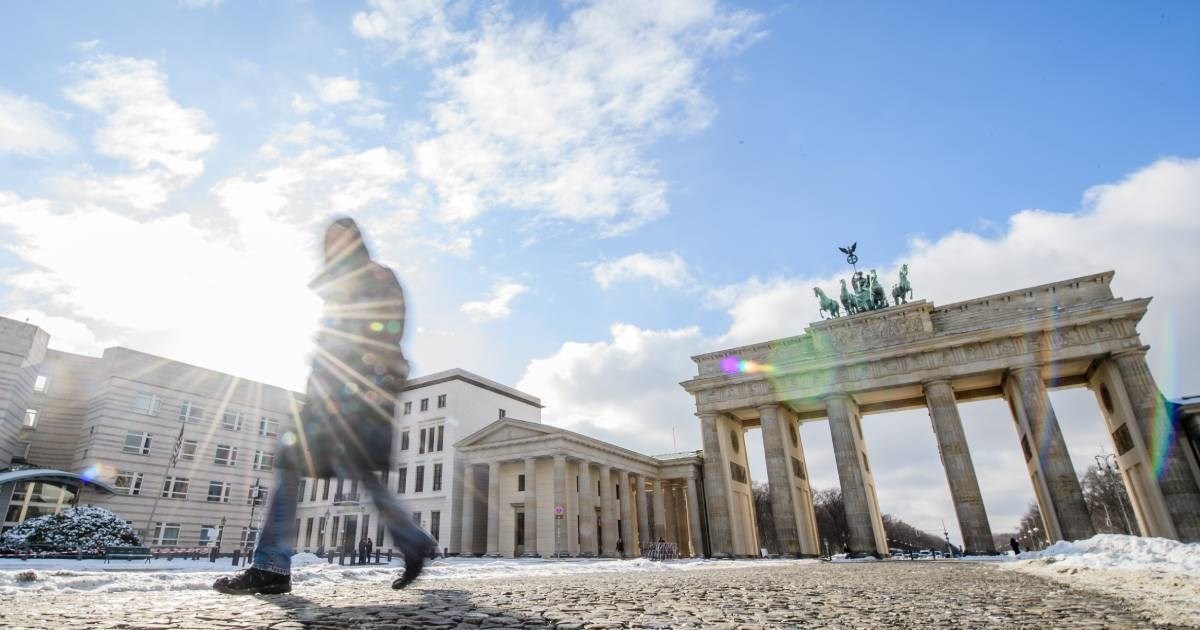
<box><xmin>168</xmin><ymin>423</ymin><xmax>186</xmax><ymax>467</ymax></box>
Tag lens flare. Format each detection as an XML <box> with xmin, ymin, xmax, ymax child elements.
<box><xmin>80</xmin><ymin>464</ymin><xmax>101</xmax><ymax>483</ymax></box>
<box><xmin>1151</xmin><ymin>313</ymin><xmax>1179</xmax><ymax>480</ymax></box>
<box><xmin>720</xmin><ymin>355</ymin><xmax>776</xmax><ymax>375</ymax></box>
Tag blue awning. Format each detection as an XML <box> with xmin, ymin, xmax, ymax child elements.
<box><xmin>0</xmin><ymin>468</ymin><xmax>117</xmax><ymax>495</ymax></box>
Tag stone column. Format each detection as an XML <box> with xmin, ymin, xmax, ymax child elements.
<box><xmin>553</xmin><ymin>454</ymin><xmax>567</xmax><ymax>557</ymax></box>
<box><xmin>759</xmin><ymin>403</ymin><xmax>802</xmax><ymax>556</ymax></box>
<box><xmin>686</xmin><ymin>477</ymin><xmax>706</xmax><ymax>558</ymax></box>
<box><xmin>635</xmin><ymin>474</ymin><xmax>651</xmax><ymax>548</ymax></box>
<box><xmin>459</xmin><ymin>463</ymin><xmax>477</xmax><ymax>556</ymax></box>
<box><xmin>1007</xmin><ymin>366</ymin><xmax>1095</xmax><ymax>541</ymax></box>
<box><xmin>523</xmin><ymin>457</ymin><xmax>539</xmax><ymax>557</ymax></box>
<box><xmin>652</xmin><ymin>477</ymin><xmax>667</xmax><ymax>541</ymax></box>
<box><xmin>698</xmin><ymin>412</ymin><xmax>734</xmax><ymax>557</ymax></box>
<box><xmin>826</xmin><ymin>394</ymin><xmax>885</xmax><ymax>556</ymax></box>
<box><xmin>486</xmin><ymin>461</ymin><xmax>501</xmax><ymax>557</ymax></box>
<box><xmin>924</xmin><ymin>380</ymin><xmax>995</xmax><ymax>554</ymax></box>
<box><xmin>577</xmin><ymin>460</ymin><xmax>596</xmax><ymax>556</ymax></box>
<box><xmin>664</xmin><ymin>481</ymin><xmax>678</xmax><ymax>543</ymax></box>
<box><xmin>599</xmin><ymin>465</ymin><xmax>616</xmax><ymax>557</ymax></box>
<box><xmin>618</xmin><ymin>470</ymin><xmax>633</xmax><ymax>557</ymax></box>
<box><xmin>1113</xmin><ymin>349</ymin><xmax>1200</xmax><ymax>542</ymax></box>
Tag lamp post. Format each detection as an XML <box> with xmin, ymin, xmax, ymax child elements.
<box><xmin>246</xmin><ymin>478</ymin><xmax>264</xmax><ymax>553</ymax></box>
<box><xmin>216</xmin><ymin>516</ymin><xmax>226</xmax><ymax>553</ymax></box>
<box><xmin>1095</xmin><ymin>453</ymin><xmax>1133</xmax><ymax>535</ymax></box>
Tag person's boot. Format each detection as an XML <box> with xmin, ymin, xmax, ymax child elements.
<box><xmin>391</xmin><ymin>531</ymin><xmax>435</xmax><ymax>589</ymax></box>
<box><xmin>213</xmin><ymin>567</ymin><xmax>292</xmax><ymax>595</ymax></box>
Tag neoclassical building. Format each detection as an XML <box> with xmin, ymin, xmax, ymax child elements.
<box><xmin>453</xmin><ymin>419</ymin><xmax>705</xmax><ymax>558</ymax></box>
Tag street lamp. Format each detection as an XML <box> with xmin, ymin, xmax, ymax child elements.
<box><xmin>1095</xmin><ymin>453</ymin><xmax>1133</xmax><ymax>534</ymax></box>
<box><xmin>216</xmin><ymin>516</ymin><xmax>226</xmax><ymax>553</ymax></box>
<box><xmin>246</xmin><ymin>478</ymin><xmax>264</xmax><ymax>553</ymax></box>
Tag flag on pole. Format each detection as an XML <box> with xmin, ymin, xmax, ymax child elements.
<box><xmin>168</xmin><ymin>423</ymin><xmax>185</xmax><ymax>467</ymax></box>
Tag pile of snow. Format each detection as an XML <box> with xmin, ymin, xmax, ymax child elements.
<box><xmin>0</xmin><ymin>506</ymin><xmax>139</xmax><ymax>552</ymax></box>
<box><xmin>1017</xmin><ymin>534</ymin><xmax>1200</xmax><ymax>574</ymax></box>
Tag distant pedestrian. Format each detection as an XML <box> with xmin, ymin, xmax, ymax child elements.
<box><xmin>358</xmin><ymin>536</ymin><xmax>372</xmax><ymax>564</ymax></box>
<box><xmin>1009</xmin><ymin>537</ymin><xmax>1021</xmax><ymax>555</ymax></box>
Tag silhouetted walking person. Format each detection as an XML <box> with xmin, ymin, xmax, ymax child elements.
<box><xmin>1010</xmin><ymin>537</ymin><xmax>1021</xmax><ymax>555</ymax></box>
<box><xmin>214</xmin><ymin>218</ymin><xmax>432</xmax><ymax>595</ymax></box>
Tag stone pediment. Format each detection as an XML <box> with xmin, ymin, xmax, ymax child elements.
<box><xmin>456</xmin><ymin>418</ymin><xmax>559</xmax><ymax>448</ymax></box>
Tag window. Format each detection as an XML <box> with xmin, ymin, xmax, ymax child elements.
<box><xmin>248</xmin><ymin>486</ymin><xmax>267</xmax><ymax>506</ymax></box>
<box><xmin>317</xmin><ymin>517</ymin><xmax>327</xmax><ymax>548</ymax></box>
<box><xmin>397</xmin><ymin>467</ymin><xmax>408</xmax><ymax>494</ymax></box>
<box><xmin>304</xmin><ymin>518</ymin><xmax>314</xmax><ymax>548</ymax></box>
<box><xmin>419</xmin><ymin>428</ymin><xmax>427</xmax><ymax>454</ymax></box>
<box><xmin>153</xmin><ymin>522</ymin><xmax>181</xmax><ymax>546</ymax></box>
<box><xmin>321</xmin><ymin>478</ymin><xmax>330</xmax><ymax>500</ymax></box>
<box><xmin>414</xmin><ymin>465</ymin><xmax>425</xmax><ymax>493</ymax></box>
<box><xmin>161</xmin><ymin>476</ymin><xmax>189</xmax><ymax>499</ymax></box>
<box><xmin>199</xmin><ymin>525</ymin><xmax>218</xmax><ymax>547</ymax></box>
<box><xmin>433</xmin><ymin>463</ymin><xmax>443</xmax><ymax>491</ymax></box>
<box><xmin>310</xmin><ymin>478</ymin><xmax>319</xmax><ymax>502</ymax></box>
<box><xmin>430</xmin><ymin>511</ymin><xmax>441</xmax><ymax>541</ymax></box>
<box><xmin>207</xmin><ymin>481</ymin><xmax>232</xmax><ymax>503</ymax></box>
<box><xmin>259</xmin><ymin>417</ymin><xmax>279</xmax><ymax>438</ymax></box>
<box><xmin>498</xmin><ymin>408</ymin><xmax>506</xmax><ymax>419</ymax></box>
<box><xmin>420</xmin><ymin>398</ymin><xmax>429</xmax><ymax>412</ymax></box>
<box><xmin>33</xmin><ymin>374</ymin><xmax>49</xmax><ymax>393</ymax></box>
<box><xmin>412</xmin><ymin>511</ymin><xmax>422</xmax><ymax>527</ymax></box>
<box><xmin>436</xmin><ymin>394</ymin><xmax>446</xmax><ymax>408</ymax></box>
<box><xmin>518</xmin><ymin>473</ymin><xmax>526</xmax><ymax>492</ymax></box>
<box><xmin>179</xmin><ymin>401</ymin><xmax>204</xmax><ymax>423</ymax></box>
<box><xmin>114</xmin><ymin>471</ymin><xmax>144</xmax><ymax>496</ymax></box>
<box><xmin>403</xmin><ymin>401</ymin><xmax>412</xmax><ymax>415</ymax></box>
<box><xmin>180</xmin><ymin>440</ymin><xmax>198</xmax><ymax>461</ymax></box>
<box><xmin>297</xmin><ymin>479</ymin><xmax>306</xmax><ymax>503</ymax></box>
<box><xmin>123</xmin><ymin>431</ymin><xmax>152</xmax><ymax>455</ymax></box>
<box><xmin>381</xmin><ymin>469</ymin><xmax>390</xmax><ymax>486</ymax></box>
<box><xmin>253</xmin><ymin>450</ymin><xmax>275</xmax><ymax>471</ymax></box>
<box><xmin>214</xmin><ymin>444</ymin><xmax>238</xmax><ymax>467</ymax></box>
<box><xmin>221</xmin><ymin>411</ymin><xmax>243</xmax><ymax>431</ymax></box>
<box><xmin>132</xmin><ymin>393</ymin><xmax>160</xmax><ymax>416</ymax></box>
<box><xmin>427</xmin><ymin>427</ymin><xmax>436</xmax><ymax>453</ymax></box>
<box><xmin>400</xmin><ymin>430</ymin><xmax>410</xmax><ymax>451</ymax></box>
<box><xmin>436</xmin><ymin>425</ymin><xmax>444</xmax><ymax>452</ymax></box>
<box><xmin>22</xmin><ymin>409</ymin><xmax>38</xmax><ymax>429</ymax></box>
<box><xmin>241</xmin><ymin>527</ymin><xmax>259</xmax><ymax>547</ymax></box>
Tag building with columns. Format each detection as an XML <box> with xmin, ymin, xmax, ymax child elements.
<box><xmin>452</xmin><ymin>418</ymin><xmax>706</xmax><ymax>558</ymax></box>
<box><xmin>682</xmin><ymin>271</ymin><xmax>1200</xmax><ymax>557</ymax></box>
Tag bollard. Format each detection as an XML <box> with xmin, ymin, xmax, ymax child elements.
<box><xmin>387</xmin><ymin>548</ymin><xmax>392</xmax><ymax>563</ymax></box>
<box><xmin>232</xmin><ymin>549</ymin><xmax>241</xmax><ymax>566</ymax></box>
<box><xmin>328</xmin><ymin>552</ymin><xmax>334</xmax><ymax>564</ymax></box>
<box><xmin>209</xmin><ymin>547</ymin><xmax>219</xmax><ymax>563</ymax></box>
<box><xmin>338</xmin><ymin>550</ymin><xmax>344</xmax><ymax>565</ymax></box>
<box><xmin>375</xmin><ymin>548</ymin><xmax>380</xmax><ymax>564</ymax></box>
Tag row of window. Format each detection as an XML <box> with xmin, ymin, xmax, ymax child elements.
<box><xmin>398</xmin><ymin>425</ymin><xmax>445</xmax><ymax>454</ymax></box>
<box><xmin>131</xmin><ymin>393</ymin><xmax>281</xmax><ymax>437</ymax></box>
<box><xmin>401</xmin><ymin>394</ymin><xmax>447</xmax><ymax>416</ymax></box>
<box><xmin>117</xmin><ymin>472</ymin><xmax>269</xmax><ymax>505</ymax></box>
<box><xmin>121</xmin><ymin>432</ymin><xmax>275</xmax><ymax>470</ymax></box>
<box><xmin>151</xmin><ymin>522</ymin><xmax>256</xmax><ymax>547</ymax></box>
<box><xmin>298</xmin><ymin>462</ymin><xmax>444</xmax><ymax>504</ymax></box>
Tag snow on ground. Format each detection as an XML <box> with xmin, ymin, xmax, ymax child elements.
<box><xmin>0</xmin><ymin>555</ymin><xmax>814</xmax><ymax>595</ymax></box>
<box><xmin>1002</xmin><ymin>534</ymin><xmax>1200</xmax><ymax>627</ymax></box>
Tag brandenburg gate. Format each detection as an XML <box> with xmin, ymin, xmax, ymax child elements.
<box><xmin>680</xmin><ymin>270</ymin><xmax>1200</xmax><ymax>557</ymax></box>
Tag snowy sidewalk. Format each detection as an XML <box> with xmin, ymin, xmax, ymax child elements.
<box><xmin>1002</xmin><ymin>534</ymin><xmax>1200</xmax><ymax>627</ymax></box>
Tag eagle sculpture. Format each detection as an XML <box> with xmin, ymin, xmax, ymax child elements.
<box><xmin>838</xmin><ymin>242</ymin><xmax>857</xmax><ymax>256</ymax></box>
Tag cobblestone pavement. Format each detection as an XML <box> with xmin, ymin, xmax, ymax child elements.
<box><xmin>4</xmin><ymin>561</ymin><xmax>1188</xmax><ymax>629</ymax></box>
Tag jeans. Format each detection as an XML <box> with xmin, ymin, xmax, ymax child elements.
<box><xmin>252</xmin><ymin>460</ymin><xmax>429</xmax><ymax>576</ymax></box>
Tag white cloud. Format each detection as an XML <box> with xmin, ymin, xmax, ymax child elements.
<box><xmin>309</xmin><ymin>75</ymin><xmax>361</xmax><ymax>105</ymax></box>
<box><xmin>291</xmin><ymin>93</ymin><xmax>316</xmax><ymax>114</ymax></box>
<box><xmin>517</xmin><ymin>323</ymin><xmax>704</xmax><ymax>451</ymax></box>
<box><xmin>593</xmin><ymin>251</ymin><xmax>691</xmax><ymax>290</ymax></box>
<box><xmin>0</xmin><ymin>192</ymin><xmax>321</xmax><ymax>390</ymax></box>
<box><xmin>351</xmin><ymin>0</ymin><xmax>462</xmax><ymax>61</ymax></box>
<box><xmin>358</xmin><ymin>0</ymin><xmax>763</xmax><ymax>234</ymax></box>
<box><xmin>517</xmin><ymin>157</ymin><xmax>1200</xmax><ymax>541</ymax></box>
<box><xmin>61</xmin><ymin>55</ymin><xmax>217</xmax><ymax>210</ymax></box>
<box><xmin>179</xmin><ymin>0</ymin><xmax>222</xmax><ymax>8</ymax></box>
<box><xmin>460</xmin><ymin>281</ymin><xmax>529</xmax><ymax>321</ymax></box>
<box><xmin>0</xmin><ymin>91</ymin><xmax>74</xmax><ymax>156</ymax></box>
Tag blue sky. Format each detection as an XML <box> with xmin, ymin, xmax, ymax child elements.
<box><xmin>2</xmin><ymin>0</ymin><xmax>1198</xmax><ymax>542</ymax></box>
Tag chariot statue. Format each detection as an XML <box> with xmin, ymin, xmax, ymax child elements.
<box><xmin>815</xmin><ymin>245</ymin><xmax>914</xmax><ymax>318</ymax></box>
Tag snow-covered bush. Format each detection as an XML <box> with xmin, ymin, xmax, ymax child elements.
<box><xmin>1</xmin><ymin>506</ymin><xmax>140</xmax><ymax>551</ymax></box>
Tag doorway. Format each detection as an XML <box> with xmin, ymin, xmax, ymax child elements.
<box><xmin>514</xmin><ymin>510</ymin><xmax>526</xmax><ymax>556</ymax></box>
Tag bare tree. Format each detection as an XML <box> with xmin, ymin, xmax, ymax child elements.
<box><xmin>751</xmin><ymin>482</ymin><xmax>778</xmax><ymax>553</ymax></box>
<box><xmin>1081</xmin><ymin>462</ymin><xmax>1135</xmax><ymax>535</ymax></box>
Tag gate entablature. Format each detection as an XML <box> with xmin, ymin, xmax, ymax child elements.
<box><xmin>681</xmin><ymin>270</ymin><xmax>1200</xmax><ymax>558</ymax></box>
<box><xmin>683</xmin><ymin>271</ymin><xmax>1149</xmax><ymax>416</ymax></box>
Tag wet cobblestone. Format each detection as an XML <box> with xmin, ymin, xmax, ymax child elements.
<box><xmin>3</xmin><ymin>561</ymin><xmax>1185</xmax><ymax>629</ymax></box>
